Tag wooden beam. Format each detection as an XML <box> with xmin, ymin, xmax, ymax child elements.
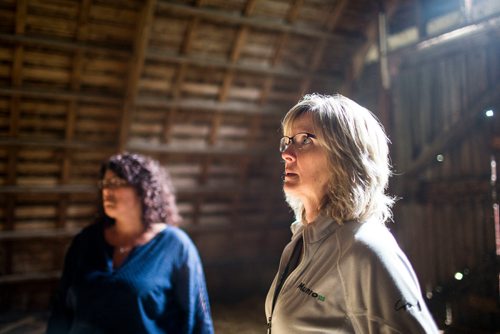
<box><xmin>299</xmin><ymin>0</ymin><xmax>349</xmax><ymax>95</ymax></box>
<box><xmin>0</xmin><ymin>136</ymin><xmax>276</xmax><ymax>156</ymax></box>
<box><xmin>286</xmin><ymin>0</ymin><xmax>303</xmax><ymax>22</ymax></box>
<box><xmin>0</xmin><ymin>219</ymin><xmax>288</xmax><ymax>244</ymax></box>
<box><xmin>392</xmin><ymin>14</ymin><xmax>500</xmax><ymax>60</ymax></box>
<box><xmin>259</xmin><ymin>33</ymin><xmax>288</xmax><ymax>105</ymax></box>
<box><xmin>0</xmin><ymin>87</ymin><xmax>122</xmax><ymax>105</ymax></box>
<box><xmin>136</xmin><ymin>96</ymin><xmax>286</xmax><ymax>115</ymax></box>
<box><xmin>63</xmin><ymin>103</ymin><xmax>78</xmax><ymax>175</ymax></box>
<box><xmin>5</xmin><ymin>148</ymin><xmax>17</xmax><ymax>232</ymax></box>
<box><xmin>4</xmin><ymin>0</ymin><xmax>25</xmax><ymax>242</ymax></box>
<box><xmin>14</xmin><ymin>0</ymin><xmax>27</xmax><ymax>35</ymax></box>
<box><xmin>5</xmin><ymin>148</ymin><xmax>17</xmax><ymax>277</ymax></box>
<box><xmin>207</xmin><ymin>0</ymin><xmax>257</xmax><ymax>221</ymax></box>
<box><xmin>59</xmin><ymin>0</ymin><xmax>93</xmax><ymax>229</ymax></box>
<box><xmin>0</xmin><ymin>88</ymin><xmax>283</xmax><ymax>117</ymax></box>
<box><xmin>0</xmin><ymin>32</ymin><xmax>342</xmax><ymax>83</ymax></box>
<box><xmin>404</xmin><ymin>82</ymin><xmax>500</xmax><ymax>176</ymax></box>
<box><xmin>0</xmin><ymin>88</ymin><xmax>284</xmax><ymax>116</ymax></box>
<box><xmin>8</xmin><ymin>97</ymin><xmax>20</xmax><ymax>138</ymax></box>
<box><xmin>0</xmin><ymin>33</ymin><xmax>130</xmax><ymax>57</ymax></box>
<box><xmin>146</xmin><ymin>49</ymin><xmax>343</xmax><ymax>81</ymax></box>
<box><xmin>161</xmin><ymin>7</ymin><xmax>198</xmax><ymax>144</ymax></box>
<box><xmin>210</xmin><ymin>3</ymin><xmax>253</xmax><ymax>146</ymax></box>
<box><xmin>228</xmin><ymin>25</ymin><xmax>248</xmax><ymax>65</ymax></box>
<box><xmin>11</xmin><ymin>46</ymin><xmax>24</xmax><ymax>88</ymax></box>
<box><xmin>259</xmin><ymin>0</ymin><xmax>304</xmax><ymax>104</ymax></box>
<box><xmin>198</xmin><ymin>156</ymin><xmax>212</xmax><ymax>185</ymax></box>
<box><xmin>0</xmin><ymin>185</ymin><xmax>96</xmax><ymax>194</ymax></box>
<box><xmin>127</xmin><ymin>140</ymin><xmax>272</xmax><ymax>156</ymax></box>
<box><xmin>218</xmin><ymin>70</ymin><xmax>236</xmax><ymax>103</ymax></box>
<box><xmin>70</xmin><ymin>0</ymin><xmax>92</xmax><ymax>93</ymax></box>
<box><xmin>162</xmin><ymin>107</ymin><xmax>177</xmax><ymax>144</ymax></box>
<box><xmin>156</xmin><ymin>1</ymin><xmax>364</xmax><ymax>42</ymax></box>
<box><xmin>208</xmin><ymin>112</ymin><xmax>222</xmax><ymax>145</ymax></box>
<box><xmin>259</xmin><ymin>74</ymin><xmax>276</xmax><ymax>105</ymax></box>
<box><xmin>161</xmin><ymin>64</ymin><xmax>186</xmax><ymax>144</ymax></box>
<box><xmin>415</xmin><ymin>0</ymin><xmax>427</xmax><ymax>39</ymax></box>
<box><xmin>181</xmin><ymin>17</ymin><xmax>199</xmax><ymax>54</ymax></box>
<box><xmin>9</xmin><ymin>0</ymin><xmax>26</xmax><ymax>139</ymax></box>
<box><xmin>243</xmin><ymin>0</ymin><xmax>258</xmax><ymax>15</ymax></box>
<box><xmin>0</xmin><ymin>183</ymin><xmax>272</xmax><ymax>195</ymax></box>
<box><xmin>342</xmin><ymin>0</ymin><xmax>399</xmax><ymax>94</ymax></box>
<box><xmin>0</xmin><ymin>137</ymin><xmax>116</xmax><ymax>150</ymax></box>
<box><xmin>119</xmin><ymin>0</ymin><xmax>157</xmax><ymax>151</ymax></box>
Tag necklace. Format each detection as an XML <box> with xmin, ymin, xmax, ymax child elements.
<box><xmin>118</xmin><ymin>246</ymin><xmax>132</xmax><ymax>254</ymax></box>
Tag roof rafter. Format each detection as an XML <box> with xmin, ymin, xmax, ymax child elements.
<box><xmin>258</xmin><ymin>0</ymin><xmax>304</xmax><ymax>105</ymax></box>
<box><xmin>299</xmin><ymin>0</ymin><xmax>349</xmax><ymax>95</ymax></box>
<box><xmin>119</xmin><ymin>0</ymin><xmax>158</xmax><ymax>151</ymax></box>
<box><xmin>0</xmin><ymin>33</ymin><xmax>342</xmax><ymax>85</ymax></box>
<box><xmin>146</xmin><ymin>50</ymin><xmax>342</xmax><ymax>81</ymax></box>
<box><xmin>162</xmin><ymin>1</ymin><xmax>205</xmax><ymax>147</ymax></box>
<box><xmin>342</xmin><ymin>0</ymin><xmax>399</xmax><ymax>94</ymax></box>
<box><xmin>156</xmin><ymin>1</ymin><xmax>364</xmax><ymax>42</ymax></box>
<box><xmin>0</xmin><ymin>33</ymin><xmax>130</xmax><ymax>57</ymax></box>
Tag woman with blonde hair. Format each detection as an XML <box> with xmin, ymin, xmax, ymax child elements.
<box><xmin>266</xmin><ymin>94</ymin><xmax>438</xmax><ymax>333</ymax></box>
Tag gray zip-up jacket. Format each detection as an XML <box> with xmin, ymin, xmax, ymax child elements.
<box><xmin>265</xmin><ymin>216</ymin><xmax>439</xmax><ymax>333</ymax></box>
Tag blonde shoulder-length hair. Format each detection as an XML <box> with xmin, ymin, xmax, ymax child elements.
<box><xmin>282</xmin><ymin>93</ymin><xmax>395</xmax><ymax>225</ymax></box>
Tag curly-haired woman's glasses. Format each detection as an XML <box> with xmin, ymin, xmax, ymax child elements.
<box><xmin>279</xmin><ymin>132</ymin><xmax>317</xmax><ymax>153</ymax></box>
<box><xmin>97</xmin><ymin>177</ymin><xmax>130</xmax><ymax>190</ymax></box>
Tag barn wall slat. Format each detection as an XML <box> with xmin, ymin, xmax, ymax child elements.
<box><xmin>380</xmin><ymin>26</ymin><xmax>500</xmax><ymax>326</ymax></box>
<box><xmin>3</xmin><ymin>1</ymin><xmax>497</xmax><ymax>325</ymax></box>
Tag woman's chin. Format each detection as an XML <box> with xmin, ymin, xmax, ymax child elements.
<box><xmin>103</xmin><ymin>208</ymin><xmax>117</xmax><ymax>218</ymax></box>
<box><xmin>283</xmin><ymin>182</ymin><xmax>300</xmax><ymax>195</ymax></box>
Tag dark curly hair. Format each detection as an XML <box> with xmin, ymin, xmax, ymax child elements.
<box><xmin>96</xmin><ymin>152</ymin><xmax>181</xmax><ymax>227</ymax></box>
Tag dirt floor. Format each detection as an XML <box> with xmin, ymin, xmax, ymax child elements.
<box><xmin>212</xmin><ymin>297</ymin><xmax>266</xmax><ymax>334</ymax></box>
<box><xmin>0</xmin><ymin>297</ymin><xmax>266</xmax><ymax>334</ymax></box>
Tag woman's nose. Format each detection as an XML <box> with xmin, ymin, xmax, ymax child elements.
<box><xmin>102</xmin><ymin>187</ymin><xmax>112</xmax><ymax>196</ymax></box>
<box><xmin>281</xmin><ymin>145</ymin><xmax>296</xmax><ymax>162</ymax></box>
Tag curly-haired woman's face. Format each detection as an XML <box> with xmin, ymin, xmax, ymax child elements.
<box><xmin>101</xmin><ymin>170</ymin><xmax>141</xmax><ymax>221</ymax></box>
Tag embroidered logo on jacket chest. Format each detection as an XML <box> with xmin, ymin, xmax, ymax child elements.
<box><xmin>297</xmin><ymin>282</ymin><xmax>326</xmax><ymax>302</ymax></box>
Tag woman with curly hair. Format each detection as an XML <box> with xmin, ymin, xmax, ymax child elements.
<box><xmin>265</xmin><ymin>94</ymin><xmax>438</xmax><ymax>333</ymax></box>
<box><xmin>47</xmin><ymin>153</ymin><xmax>214</xmax><ymax>334</ymax></box>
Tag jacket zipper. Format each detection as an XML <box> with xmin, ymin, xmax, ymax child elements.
<box><xmin>267</xmin><ymin>233</ymin><xmax>306</xmax><ymax>334</ymax></box>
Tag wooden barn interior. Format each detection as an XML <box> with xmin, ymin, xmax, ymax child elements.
<box><xmin>0</xmin><ymin>0</ymin><xmax>499</xmax><ymax>332</ymax></box>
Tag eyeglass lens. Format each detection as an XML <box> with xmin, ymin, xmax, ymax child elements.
<box><xmin>279</xmin><ymin>133</ymin><xmax>313</xmax><ymax>152</ymax></box>
<box><xmin>98</xmin><ymin>177</ymin><xmax>129</xmax><ymax>189</ymax></box>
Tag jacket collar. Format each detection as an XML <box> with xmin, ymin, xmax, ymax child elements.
<box><xmin>291</xmin><ymin>214</ymin><xmax>343</xmax><ymax>243</ymax></box>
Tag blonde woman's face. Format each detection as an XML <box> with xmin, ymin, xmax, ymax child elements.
<box><xmin>281</xmin><ymin>112</ymin><xmax>330</xmax><ymax>209</ymax></box>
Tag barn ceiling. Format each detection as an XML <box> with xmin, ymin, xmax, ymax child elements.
<box><xmin>3</xmin><ymin>0</ymin><xmax>499</xmax><ymax>311</ymax></box>
<box><xmin>4</xmin><ymin>0</ymin><xmax>494</xmax><ymax>233</ymax></box>
<box><xmin>0</xmin><ymin>0</ymin><xmax>406</xmax><ymax>234</ymax></box>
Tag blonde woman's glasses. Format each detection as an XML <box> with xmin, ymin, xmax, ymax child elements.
<box><xmin>279</xmin><ymin>132</ymin><xmax>316</xmax><ymax>153</ymax></box>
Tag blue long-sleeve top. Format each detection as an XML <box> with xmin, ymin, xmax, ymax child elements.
<box><xmin>46</xmin><ymin>223</ymin><xmax>214</xmax><ymax>334</ymax></box>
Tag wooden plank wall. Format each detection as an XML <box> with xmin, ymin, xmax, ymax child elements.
<box><xmin>386</xmin><ymin>26</ymin><xmax>500</xmax><ymax>327</ymax></box>
<box><xmin>0</xmin><ymin>0</ymin><xmax>304</xmax><ymax>310</ymax></box>
<box><xmin>0</xmin><ymin>0</ymin><xmax>448</xmax><ymax>313</ymax></box>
